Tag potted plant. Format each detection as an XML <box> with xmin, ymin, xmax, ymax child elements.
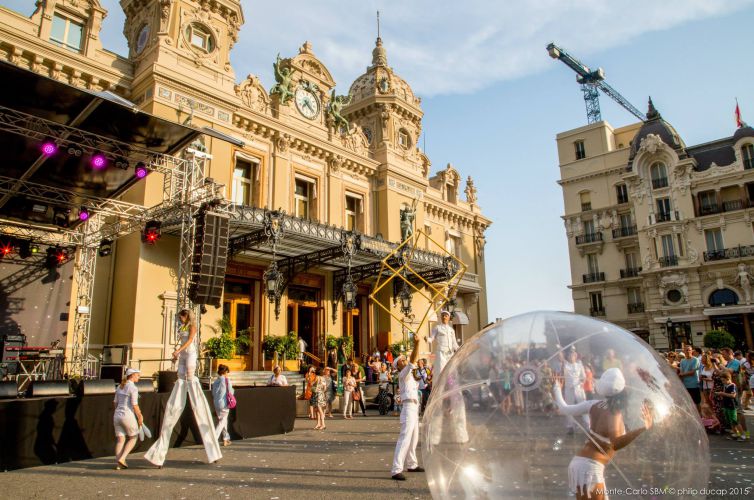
<box><xmin>235</xmin><ymin>328</ymin><xmax>252</xmax><ymax>356</ymax></box>
<box><xmin>325</xmin><ymin>335</ymin><xmax>338</xmax><ymax>367</ymax></box>
<box><xmin>281</xmin><ymin>331</ymin><xmax>300</xmax><ymax>371</ymax></box>
<box><xmin>262</xmin><ymin>335</ymin><xmax>283</xmax><ymax>370</ymax></box>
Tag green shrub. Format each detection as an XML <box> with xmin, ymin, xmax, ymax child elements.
<box><xmin>262</xmin><ymin>336</ymin><xmax>283</xmax><ymax>358</ymax></box>
<box><xmin>283</xmin><ymin>331</ymin><xmax>300</xmax><ymax>358</ymax></box>
<box><xmin>390</xmin><ymin>337</ymin><xmax>415</xmax><ymax>357</ymax></box>
<box><xmin>235</xmin><ymin>328</ymin><xmax>252</xmax><ymax>355</ymax></box>
<box><xmin>703</xmin><ymin>330</ymin><xmax>736</xmax><ymax>349</ymax></box>
<box><xmin>204</xmin><ymin>333</ymin><xmax>235</xmax><ymax>359</ymax></box>
<box><xmin>325</xmin><ymin>335</ymin><xmax>339</xmax><ymax>351</ymax></box>
<box><xmin>337</xmin><ymin>335</ymin><xmax>353</xmax><ymax>358</ymax></box>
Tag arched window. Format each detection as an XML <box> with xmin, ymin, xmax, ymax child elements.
<box><xmin>708</xmin><ymin>288</ymin><xmax>739</xmax><ymax>307</ymax></box>
<box><xmin>743</xmin><ymin>143</ymin><xmax>754</xmax><ymax>170</ymax></box>
<box><xmin>650</xmin><ymin>162</ymin><xmax>668</xmax><ymax>189</ymax></box>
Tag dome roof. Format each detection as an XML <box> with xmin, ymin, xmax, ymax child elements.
<box><xmin>348</xmin><ymin>38</ymin><xmax>421</xmax><ymax>108</ymax></box>
<box><xmin>733</xmin><ymin>125</ymin><xmax>754</xmax><ymax>143</ymax></box>
<box><xmin>629</xmin><ymin>98</ymin><xmax>686</xmax><ymax>159</ymax></box>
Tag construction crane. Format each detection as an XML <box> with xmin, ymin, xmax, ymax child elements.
<box><xmin>546</xmin><ymin>43</ymin><xmax>646</xmax><ymax>124</ymax></box>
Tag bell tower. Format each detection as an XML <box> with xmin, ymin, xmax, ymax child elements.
<box><xmin>120</xmin><ymin>0</ymin><xmax>244</xmax><ymax>96</ymax></box>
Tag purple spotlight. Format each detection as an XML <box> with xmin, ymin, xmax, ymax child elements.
<box><xmin>134</xmin><ymin>163</ymin><xmax>148</xmax><ymax>179</ymax></box>
<box><xmin>78</xmin><ymin>207</ymin><xmax>90</xmax><ymax>221</ymax></box>
<box><xmin>91</xmin><ymin>154</ymin><xmax>107</xmax><ymax>170</ymax></box>
<box><xmin>41</xmin><ymin>141</ymin><xmax>57</xmax><ymax>156</ymax></box>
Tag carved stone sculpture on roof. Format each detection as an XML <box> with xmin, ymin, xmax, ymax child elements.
<box><xmin>474</xmin><ymin>225</ymin><xmax>487</xmax><ymax>258</ymax></box>
<box><xmin>733</xmin><ymin>264</ymin><xmax>754</xmax><ymax>303</ymax></box>
<box><xmin>339</xmin><ymin>127</ymin><xmax>369</xmax><ymax>157</ymax></box>
<box><xmin>464</xmin><ymin>176</ymin><xmax>477</xmax><ymax>206</ymax></box>
<box><xmin>270</xmin><ymin>53</ymin><xmax>294</xmax><ymax>105</ymax></box>
<box><xmin>235</xmin><ymin>74</ymin><xmax>271</xmax><ymax>114</ymax></box>
<box><xmin>328</xmin><ymin>90</ymin><xmax>352</xmax><ymax>133</ymax></box>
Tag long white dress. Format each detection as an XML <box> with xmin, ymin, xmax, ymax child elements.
<box><xmin>144</xmin><ymin>325</ymin><xmax>221</xmax><ymax>466</ymax></box>
<box><xmin>427</xmin><ymin>323</ymin><xmax>467</xmax><ymax>445</ymax></box>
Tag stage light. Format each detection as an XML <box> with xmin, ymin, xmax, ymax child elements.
<box><xmin>134</xmin><ymin>163</ymin><xmax>148</xmax><ymax>179</ymax></box>
<box><xmin>45</xmin><ymin>247</ymin><xmax>66</xmax><ymax>269</ymax></box>
<box><xmin>114</xmin><ymin>158</ymin><xmax>130</xmax><ymax>170</ymax></box>
<box><xmin>98</xmin><ymin>239</ymin><xmax>113</xmax><ymax>257</ymax></box>
<box><xmin>0</xmin><ymin>241</ymin><xmax>13</xmax><ymax>258</ymax></box>
<box><xmin>18</xmin><ymin>241</ymin><xmax>31</xmax><ymax>259</ymax></box>
<box><xmin>142</xmin><ymin>220</ymin><xmax>161</xmax><ymax>245</ymax></box>
<box><xmin>91</xmin><ymin>154</ymin><xmax>107</xmax><ymax>170</ymax></box>
<box><xmin>67</xmin><ymin>146</ymin><xmax>83</xmax><ymax>157</ymax></box>
<box><xmin>41</xmin><ymin>141</ymin><xmax>58</xmax><ymax>156</ymax></box>
<box><xmin>30</xmin><ymin>244</ymin><xmax>39</xmax><ymax>254</ymax></box>
<box><xmin>52</xmin><ymin>207</ymin><xmax>70</xmax><ymax>228</ymax></box>
<box><xmin>78</xmin><ymin>207</ymin><xmax>90</xmax><ymax>221</ymax></box>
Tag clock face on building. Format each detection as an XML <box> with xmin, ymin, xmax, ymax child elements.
<box><xmin>135</xmin><ymin>24</ymin><xmax>150</xmax><ymax>54</ymax></box>
<box><xmin>294</xmin><ymin>86</ymin><xmax>320</xmax><ymax>120</ymax></box>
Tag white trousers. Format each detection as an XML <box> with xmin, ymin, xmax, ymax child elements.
<box><xmin>215</xmin><ymin>408</ymin><xmax>230</xmax><ymax>441</ymax></box>
<box><xmin>144</xmin><ymin>378</ymin><xmax>222</xmax><ymax>466</ymax></box>
<box><xmin>391</xmin><ymin>401</ymin><xmax>419</xmax><ymax>475</ymax></box>
<box><xmin>177</xmin><ymin>350</ymin><xmax>197</xmax><ymax>380</ymax></box>
<box><xmin>564</xmin><ymin>385</ymin><xmax>590</xmax><ymax>430</ymax></box>
<box><xmin>343</xmin><ymin>391</ymin><xmax>353</xmax><ymax>417</ymax></box>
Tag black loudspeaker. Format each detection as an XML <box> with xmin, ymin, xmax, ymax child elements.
<box><xmin>189</xmin><ymin>210</ymin><xmax>229</xmax><ymax>307</ymax></box>
<box><xmin>135</xmin><ymin>379</ymin><xmax>155</xmax><ymax>393</ymax></box>
<box><xmin>158</xmin><ymin>370</ymin><xmax>178</xmax><ymax>393</ymax></box>
<box><xmin>1</xmin><ymin>334</ymin><xmax>25</xmax><ymax>376</ymax></box>
<box><xmin>0</xmin><ymin>380</ymin><xmax>18</xmax><ymax>399</ymax></box>
<box><xmin>80</xmin><ymin>379</ymin><xmax>116</xmax><ymax>396</ymax></box>
<box><xmin>30</xmin><ymin>380</ymin><xmax>70</xmax><ymax>397</ymax></box>
<box><xmin>100</xmin><ymin>365</ymin><xmax>124</xmax><ymax>382</ymax></box>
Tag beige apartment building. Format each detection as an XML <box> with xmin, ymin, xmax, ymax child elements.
<box><xmin>558</xmin><ymin>99</ymin><xmax>754</xmax><ymax>351</ymax></box>
<box><xmin>0</xmin><ymin>0</ymin><xmax>490</xmax><ymax>371</ymax></box>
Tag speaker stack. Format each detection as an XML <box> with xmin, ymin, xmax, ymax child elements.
<box><xmin>189</xmin><ymin>210</ymin><xmax>229</xmax><ymax>307</ymax></box>
<box><xmin>1</xmin><ymin>333</ymin><xmax>25</xmax><ymax>376</ymax></box>
<box><xmin>30</xmin><ymin>380</ymin><xmax>71</xmax><ymax>397</ymax></box>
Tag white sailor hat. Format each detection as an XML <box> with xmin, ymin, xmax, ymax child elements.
<box><xmin>125</xmin><ymin>368</ymin><xmax>141</xmax><ymax>377</ymax></box>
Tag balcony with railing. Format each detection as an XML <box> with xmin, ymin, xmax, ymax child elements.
<box><xmin>697</xmin><ymin>199</ymin><xmax>748</xmax><ymax>217</ymax></box>
<box><xmin>627</xmin><ymin>302</ymin><xmax>645</xmax><ymax>314</ymax></box>
<box><xmin>703</xmin><ymin>244</ymin><xmax>754</xmax><ymax>262</ymax></box>
<box><xmin>652</xmin><ymin>177</ymin><xmax>669</xmax><ymax>189</ymax></box>
<box><xmin>581</xmin><ymin>202</ymin><xmax>592</xmax><ymax>212</ymax></box>
<box><xmin>583</xmin><ymin>272</ymin><xmax>605</xmax><ymax>283</ymax></box>
<box><xmin>620</xmin><ymin>267</ymin><xmax>642</xmax><ymax>278</ymax></box>
<box><xmin>590</xmin><ymin>307</ymin><xmax>606</xmax><ymax>317</ymax></box>
<box><xmin>576</xmin><ymin>232</ymin><xmax>603</xmax><ymax>245</ymax></box>
<box><xmin>650</xmin><ymin>210</ymin><xmax>680</xmax><ymax>224</ymax></box>
<box><xmin>612</xmin><ymin>225</ymin><xmax>637</xmax><ymax>239</ymax></box>
<box><xmin>659</xmin><ymin>255</ymin><xmax>679</xmax><ymax>267</ymax></box>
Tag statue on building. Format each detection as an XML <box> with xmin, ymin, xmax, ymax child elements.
<box><xmin>464</xmin><ymin>176</ymin><xmax>477</xmax><ymax>205</ymax></box>
<box><xmin>736</xmin><ymin>263</ymin><xmax>754</xmax><ymax>303</ymax></box>
<box><xmin>327</xmin><ymin>90</ymin><xmax>352</xmax><ymax>133</ymax></box>
<box><xmin>400</xmin><ymin>200</ymin><xmax>417</xmax><ymax>242</ymax></box>
<box><xmin>270</xmin><ymin>54</ymin><xmax>294</xmax><ymax>105</ymax></box>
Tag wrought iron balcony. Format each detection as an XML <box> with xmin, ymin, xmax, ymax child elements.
<box><xmin>698</xmin><ymin>199</ymin><xmax>747</xmax><ymax>217</ymax></box>
<box><xmin>659</xmin><ymin>255</ymin><xmax>679</xmax><ymax>267</ymax></box>
<box><xmin>627</xmin><ymin>302</ymin><xmax>645</xmax><ymax>314</ymax></box>
<box><xmin>723</xmin><ymin>199</ymin><xmax>745</xmax><ymax>211</ymax></box>
<box><xmin>576</xmin><ymin>232</ymin><xmax>603</xmax><ymax>245</ymax></box>
<box><xmin>655</xmin><ymin>211</ymin><xmax>678</xmax><ymax>223</ymax></box>
<box><xmin>581</xmin><ymin>202</ymin><xmax>592</xmax><ymax>212</ymax></box>
<box><xmin>703</xmin><ymin>244</ymin><xmax>754</xmax><ymax>262</ymax></box>
<box><xmin>620</xmin><ymin>267</ymin><xmax>642</xmax><ymax>278</ymax></box>
<box><xmin>652</xmin><ymin>177</ymin><xmax>669</xmax><ymax>189</ymax></box>
<box><xmin>699</xmin><ymin>204</ymin><xmax>720</xmax><ymax>216</ymax></box>
<box><xmin>590</xmin><ymin>307</ymin><xmax>606</xmax><ymax>317</ymax></box>
<box><xmin>583</xmin><ymin>272</ymin><xmax>605</xmax><ymax>283</ymax></box>
<box><xmin>612</xmin><ymin>225</ymin><xmax>637</xmax><ymax>238</ymax></box>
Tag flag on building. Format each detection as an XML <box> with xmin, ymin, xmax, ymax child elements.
<box><xmin>736</xmin><ymin>99</ymin><xmax>746</xmax><ymax>128</ymax></box>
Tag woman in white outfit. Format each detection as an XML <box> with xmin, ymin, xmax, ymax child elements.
<box><xmin>113</xmin><ymin>367</ymin><xmax>143</xmax><ymax>470</ymax></box>
<box><xmin>553</xmin><ymin>368</ymin><xmax>653</xmax><ymax>500</ymax></box>
<box><xmin>211</xmin><ymin>364</ymin><xmax>234</xmax><ymax>447</ymax></box>
<box><xmin>145</xmin><ymin>309</ymin><xmax>221</xmax><ymax>467</ymax></box>
<box><xmin>561</xmin><ymin>348</ymin><xmax>589</xmax><ymax>434</ymax></box>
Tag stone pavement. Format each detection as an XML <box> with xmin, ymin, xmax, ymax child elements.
<box><xmin>2</xmin><ymin>414</ymin><xmax>754</xmax><ymax>499</ymax></box>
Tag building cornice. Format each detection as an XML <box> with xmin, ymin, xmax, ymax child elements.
<box><xmin>558</xmin><ymin>166</ymin><xmax>626</xmax><ymax>186</ymax></box>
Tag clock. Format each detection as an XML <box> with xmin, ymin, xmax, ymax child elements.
<box><xmin>135</xmin><ymin>24</ymin><xmax>150</xmax><ymax>55</ymax></box>
<box><xmin>294</xmin><ymin>86</ymin><xmax>320</xmax><ymax>120</ymax></box>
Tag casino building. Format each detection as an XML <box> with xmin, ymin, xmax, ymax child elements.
<box><xmin>558</xmin><ymin>99</ymin><xmax>754</xmax><ymax>350</ymax></box>
<box><xmin>0</xmin><ymin>1</ymin><xmax>490</xmax><ymax>373</ymax></box>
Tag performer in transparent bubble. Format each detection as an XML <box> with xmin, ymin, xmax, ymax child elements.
<box><xmin>422</xmin><ymin>311</ymin><xmax>709</xmax><ymax>499</ymax></box>
<box><xmin>145</xmin><ymin>309</ymin><xmax>221</xmax><ymax>467</ymax></box>
<box><xmin>426</xmin><ymin>310</ymin><xmax>468</xmax><ymax>445</ymax></box>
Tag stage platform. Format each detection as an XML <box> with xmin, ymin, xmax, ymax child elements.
<box><xmin>0</xmin><ymin>386</ymin><xmax>296</xmax><ymax>471</ymax></box>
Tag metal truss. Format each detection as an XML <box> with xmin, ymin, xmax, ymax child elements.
<box><xmin>0</xmin><ymin>221</ymin><xmax>82</xmax><ymax>246</ymax></box>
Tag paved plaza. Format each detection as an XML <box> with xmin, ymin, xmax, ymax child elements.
<box><xmin>2</xmin><ymin>414</ymin><xmax>754</xmax><ymax>499</ymax></box>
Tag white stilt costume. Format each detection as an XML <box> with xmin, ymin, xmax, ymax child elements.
<box><xmin>427</xmin><ymin>316</ymin><xmax>468</xmax><ymax>445</ymax></box>
<box><xmin>145</xmin><ymin>324</ymin><xmax>221</xmax><ymax>466</ymax></box>
<box><xmin>562</xmin><ymin>359</ymin><xmax>589</xmax><ymax>431</ymax></box>
<box><xmin>391</xmin><ymin>355</ymin><xmax>420</xmax><ymax>476</ymax></box>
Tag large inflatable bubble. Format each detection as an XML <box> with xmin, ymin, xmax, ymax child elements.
<box><xmin>422</xmin><ymin>311</ymin><xmax>709</xmax><ymax>499</ymax></box>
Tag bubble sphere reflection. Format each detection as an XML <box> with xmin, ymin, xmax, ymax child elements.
<box><xmin>422</xmin><ymin>311</ymin><xmax>709</xmax><ymax>499</ymax></box>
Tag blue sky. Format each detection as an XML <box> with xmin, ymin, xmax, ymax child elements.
<box><xmin>4</xmin><ymin>0</ymin><xmax>753</xmax><ymax>319</ymax></box>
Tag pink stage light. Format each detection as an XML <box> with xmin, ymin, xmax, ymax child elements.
<box><xmin>135</xmin><ymin>163</ymin><xmax>148</xmax><ymax>179</ymax></box>
<box><xmin>78</xmin><ymin>208</ymin><xmax>90</xmax><ymax>221</ymax></box>
<box><xmin>41</xmin><ymin>142</ymin><xmax>57</xmax><ymax>156</ymax></box>
<box><xmin>91</xmin><ymin>154</ymin><xmax>107</xmax><ymax>169</ymax></box>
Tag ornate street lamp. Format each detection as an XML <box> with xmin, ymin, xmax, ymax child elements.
<box><xmin>343</xmin><ymin>274</ymin><xmax>357</xmax><ymax>310</ymax></box>
<box><xmin>264</xmin><ymin>261</ymin><xmax>281</xmax><ymax>318</ymax></box>
<box><xmin>666</xmin><ymin>318</ymin><xmax>674</xmax><ymax>349</ymax></box>
<box><xmin>399</xmin><ymin>282</ymin><xmax>412</xmax><ymax>317</ymax></box>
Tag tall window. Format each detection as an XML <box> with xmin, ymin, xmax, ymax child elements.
<box><xmin>294</xmin><ymin>178</ymin><xmax>315</xmax><ymax>219</ymax></box>
<box><xmin>574</xmin><ymin>140</ymin><xmax>586</xmax><ymax>160</ymax></box>
<box><xmin>656</xmin><ymin>197</ymin><xmax>671</xmax><ymax>221</ymax></box>
<box><xmin>50</xmin><ymin>13</ymin><xmax>84</xmax><ymax>52</ymax></box>
<box><xmin>232</xmin><ymin>159</ymin><xmax>255</xmax><ymax>206</ymax></box>
<box><xmin>625</xmin><ymin>251</ymin><xmax>639</xmax><ymax>271</ymax></box>
<box><xmin>345</xmin><ymin>194</ymin><xmax>362</xmax><ymax>232</ymax></box>
<box><xmin>447</xmin><ymin>184</ymin><xmax>457</xmax><ymax>203</ymax></box>
<box><xmin>589</xmin><ymin>292</ymin><xmax>604</xmax><ymax>314</ymax></box>
<box><xmin>583</xmin><ymin>219</ymin><xmax>595</xmax><ymax>236</ymax></box>
<box><xmin>743</xmin><ymin>144</ymin><xmax>754</xmax><ymax>170</ymax></box>
<box><xmin>619</xmin><ymin>213</ymin><xmax>632</xmax><ymax>230</ymax></box>
<box><xmin>705</xmin><ymin>228</ymin><xmax>724</xmax><ymax>253</ymax></box>
<box><xmin>650</xmin><ymin>162</ymin><xmax>668</xmax><ymax>189</ymax></box>
<box><xmin>587</xmin><ymin>253</ymin><xmax>599</xmax><ymax>275</ymax></box>
<box><xmin>398</xmin><ymin>129</ymin><xmax>410</xmax><ymax>149</ymax></box>
<box><xmin>698</xmin><ymin>191</ymin><xmax>718</xmax><ymax>214</ymax></box>
<box><xmin>580</xmin><ymin>192</ymin><xmax>591</xmax><ymax>212</ymax></box>
<box><xmin>661</xmin><ymin>234</ymin><xmax>675</xmax><ymax>258</ymax></box>
<box><xmin>616</xmin><ymin>184</ymin><xmax>629</xmax><ymax>204</ymax></box>
<box><xmin>627</xmin><ymin>287</ymin><xmax>642</xmax><ymax>305</ymax></box>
